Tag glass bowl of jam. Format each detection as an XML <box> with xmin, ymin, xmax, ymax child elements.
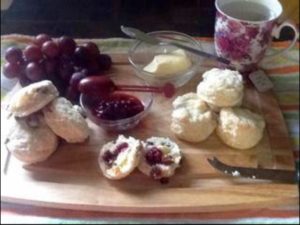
<box><xmin>79</xmin><ymin>75</ymin><xmax>154</xmax><ymax>131</ymax></box>
<box><xmin>128</xmin><ymin>31</ymin><xmax>203</xmax><ymax>88</ymax></box>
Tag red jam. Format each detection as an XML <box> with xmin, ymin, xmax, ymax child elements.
<box><xmin>88</xmin><ymin>93</ymin><xmax>144</xmax><ymax>120</ymax></box>
<box><xmin>102</xmin><ymin>142</ymin><xmax>129</xmax><ymax>166</ymax></box>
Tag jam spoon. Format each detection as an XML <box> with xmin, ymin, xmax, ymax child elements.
<box><xmin>78</xmin><ymin>76</ymin><xmax>176</xmax><ymax>98</ymax></box>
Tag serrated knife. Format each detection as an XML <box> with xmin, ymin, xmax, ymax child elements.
<box><xmin>207</xmin><ymin>157</ymin><xmax>299</xmax><ymax>184</ymax></box>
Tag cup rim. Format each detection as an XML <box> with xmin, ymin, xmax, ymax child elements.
<box><xmin>215</xmin><ymin>0</ymin><xmax>282</xmax><ymax>24</ymax></box>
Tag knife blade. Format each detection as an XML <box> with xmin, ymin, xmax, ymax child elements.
<box><xmin>207</xmin><ymin>157</ymin><xmax>298</xmax><ymax>184</ymax></box>
<box><xmin>120</xmin><ymin>25</ymin><xmax>231</xmax><ymax>65</ymax></box>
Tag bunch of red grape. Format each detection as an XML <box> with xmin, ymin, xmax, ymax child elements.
<box><xmin>3</xmin><ymin>34</ymin><xmax>112</xmax><ymax>103</ymax></box>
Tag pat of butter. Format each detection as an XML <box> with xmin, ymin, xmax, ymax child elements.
<box><xmin>143</xmin><ymin>49</ymin><xmax>192</xmax><ymax>77</ymax></box>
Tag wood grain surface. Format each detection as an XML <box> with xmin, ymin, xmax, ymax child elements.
<box><xmin>1</xmin><ymin>55</ymin><xmax>298</xmax><ymax>213</ymax></box>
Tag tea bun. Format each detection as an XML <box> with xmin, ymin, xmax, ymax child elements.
<box><xmin>138</xmin><ymin>137</ymin><xmax>182</xmax><ymax>181</ymax></box>
<box><xmin>171</xmin><ymin>93</ymin><xmax>217</xmax><ymax>142</ymax></box>
<box><xmin>42</xmin><ymin>97</ymin><xmax>89</xmax><ymax>143</ymax></box>
<box><xmin>98</xmin><ymin>135</ymin><xmax>141</xmax><ymax>180</ymax></box>
<box><xmin>9</xmin><ymin>80</ymin><xmax>58</xmax><ymax>117</ymax></box>
<box><xmin>197</xmin><ymin>68</ymin><xmax>244</xmax><ymax>110</ymax></box>
<box><xmin>216</xmin><ymin>108</ymin><xmax>266</xmax><ymax>149</ymax></box>
<box><xmin>4</xmin><ymin>113</ymin><xmax>58</xmax><ymax>164</ymax></box>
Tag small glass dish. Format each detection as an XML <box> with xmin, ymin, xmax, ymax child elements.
<box><xmin>79</xmin><ymin>75</ymin><xmax>153</xmax><ymax>131</ymax></box>
<box><xmin>128</xmin><ymin>31</ymin><xmax>203</xmax><ymax>88</ymax></box>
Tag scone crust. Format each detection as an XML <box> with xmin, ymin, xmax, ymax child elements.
<box><xmin>4</xmin><ymin>113</ymin><xmax>58</xmax><ymax>164</ymax></box>
<box><xmin>9</xmin><ymin>80</ymin><xmax>59</xmax><ymax>117</ymax></box>
<box><xmin>98</xmin><ymin>135</ymin><xmax>141</xmax><ymax>180</ymax></box>
<box><xmin>216</xmin><ymin>108</ymin><xmax>266</xmax><ymax>149</ymax></box>
<box><xmin>43</xmin><ymin>97</ymin><xmax>89</xmax><ymax>143</ymax></box>
<box><xmin>171</xmin><ymin>93</ymin><xmax>217</xmax><ymax>142</ymax></box>
<box><xmin>197</xmin><ymin>68</ymin><xmax>244</xmax><ymax>108</ymax></box>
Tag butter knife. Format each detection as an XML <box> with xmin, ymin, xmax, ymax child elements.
<box><xmin>207</xmin><ymin>157</ymin><xmax>299</xmax><ymax>184</ymax></box>
<box><xmin>120</xmin><ymin>25</ymin><xmax>231</xmax><ymax>65</ymax></box>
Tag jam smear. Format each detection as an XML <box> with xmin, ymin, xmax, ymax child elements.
<box><xmin>114</xmin><ymin>142</ymin><xmax>129</xmax><ymax>155</ymax></box>
<box><xmin>89</xmin><ymin>93</ymin><xmax>144</xmax><ymax>120</ymax></box>
<box><xmin>159</xmin><ymin>177</ymin><xmax>170</xmax><ymax>184</ymax></box>
<box><xmin>150</xmin><ymin>166</ymin><xmax>162</xmax><ymax>179</ymax></box>
<box><xmin>102</xmin><ymin>142</ymin><xmax>129</xmax><ymax>166</ymax></box>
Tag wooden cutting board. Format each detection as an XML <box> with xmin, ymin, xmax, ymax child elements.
<box><xmin>1</xmin><ymin>54</ymin><xmax>298</xmax><ymax>213</ymax></box>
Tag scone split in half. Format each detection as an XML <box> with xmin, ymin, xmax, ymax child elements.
<box><xmin>98</xmin><ymin>135</ymin><xmax>141</xmax><ymax>180</ymax></box>
<box><xmin>138</xmin><ymin>137</ymin><xmax>182</xmax><ymax>183</ymax></box>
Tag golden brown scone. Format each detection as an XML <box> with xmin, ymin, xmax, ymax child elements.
<box><xmin>216</xmin><ymin>108</ymin><xmax>266</xmax><ymax>149</ymax></box>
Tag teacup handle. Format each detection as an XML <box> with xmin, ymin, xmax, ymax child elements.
<box><xmin>265</xmin><ymin>20</ymin><xmax>299</xmax><ymax>58</ymax></box>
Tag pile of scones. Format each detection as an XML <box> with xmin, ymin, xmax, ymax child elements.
<box><xmin>171</xmin><ymin>68</ymin><xmax>266</xmax><ymax>149</ymax></box>
<box><xmin>3</xmin><ymin>80</ymin><xmax>89</xmax><ymax>164</ymax></box>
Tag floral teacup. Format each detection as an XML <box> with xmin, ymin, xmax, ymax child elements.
<box><xmin>214</xmin><ymin>0</ymin><xmax>299</xmax><ymax>73</ymax></box>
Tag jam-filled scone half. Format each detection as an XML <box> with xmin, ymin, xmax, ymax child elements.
<box><xmin>138</xmin><ymin>137</ymin><xmax>182</xmax><ymax>182</ymax></box>
<box><xmin>98</xmin><ymin>135</ymin><xmax>141</xmax><ymax>180</ymax></box>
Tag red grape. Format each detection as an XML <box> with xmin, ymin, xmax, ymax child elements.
<box><xmin>44</xmin><ymin>58</ymin><xmax>58</xmax><ymax>75</ymax></box>
<box><xmin>81</xmin><ymin>68</ymin><xmax>89</xmax><ymax>75</ymax></box>
<box><xmin>42</xmin><ymin>41</ymin><xmax>60</xmax><ymax>58</ymax></box>
<box><xmin>69</xmin><ymin>71</ymin><xmax>87</xmax><ymax>90</ymax></box>
<box><xmin>25</xmin><ymin>62</ymin><xmax>45</xmax><ymax>81</ymax></box>
<box><xmin>59</xmin><ymin>54</ymin><xmax>75</xmax><ymax>65</ymax></box>
<box><xmin>74</xmin><ymin>67</ymin><xmax>88</xmax><ymax>74</ymax></box>
<box><xmin>57</xmin><ymin>36</ymin><xmax>76</xmax><ymax>56</ymax></box>
<box><xmin>3</xmin><ymin>35</ymin><xmax>112</xmax><ymax>103</ymax></box>
<box><xmin>74</xmin><ymin>66</ymin><xmax>83</xmax><ymax>72</ymax></box>
<box><xmin>74</xmin><ymin>46</ymin><xmax>90</xmax><ymax>66</ymax></box>
<box><xmin>3</xmin><ymin>62</ymin><xmax>22</xmax><ymax>78</ymax></box>
<box><xmin>34</xmin><ymin>34</ymin><xmax>52</xmax><ymax>47</ymax></box>
<box><xmin>19</xmin><ymin>76</ymin><xmax>32</xmax><ymax>87</ymax></box>
<box><xmin>24</xmin><ymin>45</ymin><xmax>43</xmax><ymax>62</ymax></box>
<box><xmin>86</xmin><ymin>59</ymin><xmax>100</xmax><ymax>75</ymax></box>
<box><xmin>59</xmin><ymin>61</ymin><xmax>74</xmax><ymax>82</ymax></box>
<box><xmin>5</xmin><ymin>47</ymin><xmax>23</xmax><ymax>64</ymax></box>
<box><xmin>98</xmin><ymin>54</ymin><xmax>112</xmax><ymax>71</ymax></box>
<box><xmin>83</xmin><ymin>42</ymin><xmax>100</xmax><ymax>56</ymax></box>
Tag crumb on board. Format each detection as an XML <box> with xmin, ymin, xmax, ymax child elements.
<box><xmin>232</xmin><ymin>171</ymin><xmax>240</xmax><ymax>176</ymax></box>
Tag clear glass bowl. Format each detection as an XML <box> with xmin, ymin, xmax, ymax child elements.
<box><xmin>79</xmin><ymin>75</ymin><xmax>153</xmax><ymax>131</ymax></box>
<box><xmin>128</xmin><ymin>31</ymin><xmax>203</xmax><ymax>88</ymax></box>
